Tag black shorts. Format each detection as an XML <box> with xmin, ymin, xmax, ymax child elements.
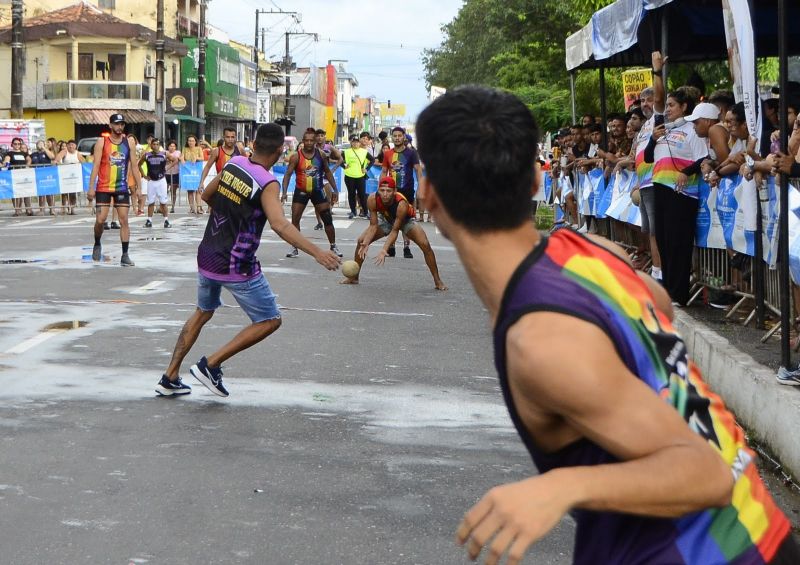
<box><xmin>95</xmin><ymin>191</ymin><xmax>131</xmax><ymax>206</ymax></box>
<box><xmin>292</xmin><ymin>187</ymin><xmax>328</xmax><ymax>206</ymax></box>
<box><xmin>166</xmin><ymin>174</ymin><xmax>179</xmax><ymax>186</ymax></box>
<box><xmin>399</xmin><ymin>187</ymin><xmax>415</xmax><ymax>204</ymax></box>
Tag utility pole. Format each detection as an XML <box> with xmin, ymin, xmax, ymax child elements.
<box><xmin>253</xmin><ymin>9</ymin><xmax>298</xmax><ymax>134</ymax></box>
<box><xmin>155</xmin><ymin>0</ymin><xmax>165</xmax><ymax>139</ymax></box>
<box><xmin>198</xmin><ymin>0</ymin><xmax>207</xmax><ymax>141</ymax></box>
<box><xmin>283</xmin><ymin>31</ymin><xmax>317</xmax><ymax>136</ymax></box>
<box><xmin>10</xmin><ymin>0</ymin><xmax>23</xmax><ymax>118</ymax></box>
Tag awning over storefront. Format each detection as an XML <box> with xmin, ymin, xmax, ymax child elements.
<box><xmin>70</xmin><ymin>109</ymin><xmax>157</xmax><ymax>125</ymax></box>
<box><xmin>165</xmin><ymin>113</ymin><xmax>206</xmax><ymax>125</ymax></box>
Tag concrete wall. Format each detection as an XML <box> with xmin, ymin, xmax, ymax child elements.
<box><xmin>673</xmin><ymin>311</ymin><xmax>800</xmax><ymax>480</ymax></box>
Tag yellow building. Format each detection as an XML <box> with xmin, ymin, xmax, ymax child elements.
<box><xmin>0</xmin><ymin>2</ymin><xmax>188</xmax><ymax>141</ymax></box>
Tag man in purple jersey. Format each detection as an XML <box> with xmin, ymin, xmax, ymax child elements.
<box><xmin>155</xmin><ymin>123</ymin><xmax>341</xmax><ymax>398</ymax></box>
<box><xmin>415</xmin><ymin>86</ymin><xmax>799</xmax><ymax>564</ymax></box>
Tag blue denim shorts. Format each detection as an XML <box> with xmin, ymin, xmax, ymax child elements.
<box><xmin>197</xmin><ymin>272</ymin><xmax>281</xmax><ymax>323</ymax></box>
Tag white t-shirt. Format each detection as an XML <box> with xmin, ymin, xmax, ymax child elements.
<box><xmin>652</xmin><ymin>122</ymin><xmax>708</xmax><ymax>198</ymax></box>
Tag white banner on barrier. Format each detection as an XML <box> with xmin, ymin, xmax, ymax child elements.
<box><xmin>57</xmin><ymin>163</ymin><xmax>83</xmax><ymax>194</ymax></box>
<box><xmin>603</xmin><ymin>170</ymin><xmax>641</xmax><ymax>227</ymax></box>
<box><xmin>12</xmin><ymin>168</ymin><xmax>37</xmax><ymax>199</ymax></box>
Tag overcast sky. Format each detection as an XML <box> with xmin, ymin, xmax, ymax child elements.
<box><xmin>207</xmin><ymin>0</ymin><xmax>463</xmax><ymax>120</ymax></box>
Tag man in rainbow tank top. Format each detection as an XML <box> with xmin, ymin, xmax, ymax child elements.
<box><xmin>87</xmin><ymin>113</ymin><xmax>141</xmax><ymax>266</ymax></box>
<box><xmin>280</xmin><ymin>128</ymin><xmax>342</xmax><ymax>258</ymax></box>
<box><xmin>415</xmin><ymin>86</ymin><xmax>799</xmax><ymax>565</ymax></box>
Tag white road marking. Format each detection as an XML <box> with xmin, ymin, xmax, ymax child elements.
<box><xmin>333</xmin><ymin>220</ymin><xmax>354</xmax><ymax>229</ymax></box>
<box><xmin>130</xmin><ymin>280</ymin><xmax>166</xmax><ymax>295</ymax></box>
<box><xmin>3</xmin><ymin>330</ymin><xmax>65</xmax><ymax>354</ymax></box>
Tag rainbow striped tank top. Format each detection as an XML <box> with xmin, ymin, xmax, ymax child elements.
<box><xmin>493</xmin><ymin>229</ymin><xmax>798</xmax><ymax>564</ymax></box>
<box><xmin>295</xmin><ymin>148</ymin><xmax>324</xmax><ymax>193</ymax></box>
<box><xmin>97</xmin><ymin>136</ymin><xmax>130</xmax><ymax>193</ymax></box>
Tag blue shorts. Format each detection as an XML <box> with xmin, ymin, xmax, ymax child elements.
<box><xmin>197</xmin><ymin>272</ymin><xmax>281</xmax><ymax>323</ymax></box>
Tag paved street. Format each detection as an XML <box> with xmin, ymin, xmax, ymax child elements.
<box><xmin>0</xmin><ymin>203</ymin><xmax>574</xmax><ymax>565</ymax></box>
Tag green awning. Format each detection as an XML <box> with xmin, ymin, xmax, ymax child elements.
<box><xmin>165</xmin><ymin>113</ymin><xmax>206</xmax><ymax>125</ymax></box>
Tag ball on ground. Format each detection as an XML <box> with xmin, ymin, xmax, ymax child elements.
<box><xmin>342</xmin><ymin>260</ymin><xmax>360</xmax><ymax>279</ymax></box>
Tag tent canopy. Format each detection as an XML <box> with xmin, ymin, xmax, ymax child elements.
<box><xmin>566</xmin><ymin>0</ymin><xmax>800</xmax><ymax>71</ymax></box>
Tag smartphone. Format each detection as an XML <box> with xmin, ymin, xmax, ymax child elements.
<box><xmin>654</xmin><ymin>114</ymin><xmax>665</xmax><ymax>127</ymax></box>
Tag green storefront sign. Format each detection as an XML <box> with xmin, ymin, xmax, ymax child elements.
<box><xmin>181</xmin><ymin>38</ymin><xmax>240</xmax><ymax>119</ymax></box>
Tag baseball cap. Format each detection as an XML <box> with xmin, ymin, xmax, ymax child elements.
<box><xmin>109</xmin><ymin>113</ymin><xmax>125</xmax><ymax>124</ymax></box>
<box><xmin>349</xmin><ymin>134</ymin><xmax>359</xmax><ymax>142</ymax></box>
<box><xmin>379</xmin><ymin>176</ymin><xmax>396</xmax><ymax>188</ymax></box>
<box><xmin>685</xmin><ymin>102</ymin><xmax>720</xmax><ymax>122</ymax></box>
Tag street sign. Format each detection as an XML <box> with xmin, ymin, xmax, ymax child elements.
<box><xmin>256</xmin><ymin>90</ymin><xmax>271</xmax><ymax>124</ymax></box>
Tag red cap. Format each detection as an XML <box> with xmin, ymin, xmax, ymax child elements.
<box><xmin>379</xmin><ymin>176</ymin><xmax>396</xmax><ymax>188</ymax></box>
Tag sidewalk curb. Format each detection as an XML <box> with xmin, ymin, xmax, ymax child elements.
<box><xmin>673</xmin><ymin>310</ymin><xmax>800</xmax><ymax>480</ymax></box>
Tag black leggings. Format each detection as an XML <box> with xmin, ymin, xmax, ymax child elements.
<box><xmin>653</xmin><ymin>183</ymin><xmax>699</xmax><ymax>305</ymax></box>
<box><xmin>344</xmin><ymin>176</ymin><xmax>367</xmax><ymax>214</ymax></box>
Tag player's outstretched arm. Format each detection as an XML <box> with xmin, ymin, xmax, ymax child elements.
<box><xmin>457</xmin><ymin>312</ymin><xmax>732</xmax><ymax>564</ymax></box>
<box><xmin>262</xmin><ymin>182</ymin><xmax>340</xmax><ymax>270</ymax></box>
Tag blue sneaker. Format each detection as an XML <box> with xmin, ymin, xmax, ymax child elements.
<box><xmin>155</xmin><ymin>374</ymin><xmax>191</xmax><ymax>396</ymax></box>
<box><xmin>776</xmin><ymin>366</ymin><xmax>800</xmax><ymax>386</ymax></box>
<box><xmin>190</xmin><ymin>356</ymin><xmax>229</xmax><ymax>397</ymax></box>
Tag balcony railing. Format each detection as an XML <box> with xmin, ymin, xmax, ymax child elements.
<box><xmin>42</xmin><ymin>81</ymin><xmax>150</xmax><ymax>101</ymax></box>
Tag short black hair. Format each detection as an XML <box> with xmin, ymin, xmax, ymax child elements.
<box><xmin>708</xmin><ymin>90</ymin><xmax>735</xmax><ymax>107</ymax></box>
<box><xmin>254</xmin><ymin>123</ymin><xmax>285</xmax><ymax>154</ymax></box>
<box><xmin>359</xmin><ymin>131</ymin><xmax>371</xmax><ymax>138</ymax></box>
<box><xmin>315</xmin><ymin>128</ymin><xmax>326</xmax><ymax>135</ymax></box>
<box><xmin>378</xmin><ymin>131</ymin><xmax>388</xmax><ymax>140</ymax></box>
<box><xmin>731</xmin><ymin>101</ymin><xmax>747</xmax><ymax>125</ymax></box>
<box><xmin>626</xmin><ymin>108</ymin><xmax>645</xmax><ymax>121</ymax></box>
<box><xmin>588</xmin><ymin>124</ymin><xmax>602</xmax><ymax>134</ymax></box>
<box><xmin>223</xmin><ymin>127</ymin><xmax>236</xmax><ymax>135</ymax></box>
<box><xmin>416</xmin><ymin>85</ymin><xmax>538</xmax><ymax>233</ymax></box>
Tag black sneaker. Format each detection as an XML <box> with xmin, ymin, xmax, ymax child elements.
<box><xmin>403</xmin><ymin>246</ymin><xmax>413</xmax><ymax>259</ymax></box>
<box><xmin>387</xmin><ymin>245</ymin><xmax>396</xmax><ymax>258</ymax></box>
<box><xmin>286</xmin><ymin>247</ymin><xmax>298</xmax><ymax>258</ymax></box>
<box><xmin>92</xmin><ymin>243</ymin><xmax>101</xmax><ymax>262</ymax></box>
<box><xmin>314</xmin><ymin>222</ymin><xmax>323</xmax><ymax>230</ymax></box>
<box><xmin>110</xmin><ymin>221</ymin><xmax>120</xmax><ymax>229</ymax></box>
<box><xmin>190</xmin><ymin>356</ymin><xmax>229</xmax><ymax>397</ymax></box>
<box><xmin>155</xmin><ymin>375</ymin><xmax>192</xmax><ymax>396</ymax></box>
<box><xmin>144</xmin><ymin>219</ymin><xmax>152</xmax><ymax>228</ymax></box>
<box><xmin>103</xmin><ymin>221</ymin><xmax>111</xmax><ymax>230</ymax></box>
<box><xmin>330</xmin><ymin>244</ymin><xmax>343</xmax><ymax>257</ymax></box>
<box><xmin>348</xmin><ymin>212</ymin><xmax>355</xmax><ymax>219</ymax></box>
<box><xmin>164</xmin><ymin>219</ymin><xmax>171</xmax><ymax>228</ymax></box>
<box><xmin>120</xmin><ymin>253</ymin><xmax>135</xmax><ymax>267</ymax></box>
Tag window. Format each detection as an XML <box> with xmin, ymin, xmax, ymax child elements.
<box><xmin>99</xmin><ymin>0</ymin><xmax>115</xmax><ymax>8</ymax></box>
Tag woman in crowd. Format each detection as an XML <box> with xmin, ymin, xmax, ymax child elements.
<box><xmin>56</xmin><ymin>139</ymin><xmax>84</xmax><ymax>215</ymax></box>
<box><xmin>29</xmin><ymin>140</ymin><xmax>55</xmax><ymax>215</ymax></box>
<box><xmin>4</xmin><ymin>137</ymin><xmax>32</xmax><ymax>216</ymax></box>
<box><xmin>165</xmin><ymin>139</ymin><xmax>183</xmax><ymax>213</ymax></box>
<box><xmin>181</xmin><ymin>134</ymin><xmax>204</xmax><ymax>214</ymax></box>
<box><xmin>644</xmin><ymin>87</ymin><xmax>709</xmax><ymax>305</ymax></box>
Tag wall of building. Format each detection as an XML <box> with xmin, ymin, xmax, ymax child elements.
<box><xmin>23</xmin><ymin>109</ymin><xmax>75</xmax><ymax>142</ymax></box>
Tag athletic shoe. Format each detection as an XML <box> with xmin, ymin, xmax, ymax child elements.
<box><xmin>286</xmin><ymin>247</ymin><xmax>298</xmax><ymax>258</ymax></box>
<box><xmin>403</xmin><ymin>246</ymin><xmax>413</xmax><ymax>259</ymax></box>
<box><xmin>164</xmin><ymin>219</ymin><xmax>171</xmax><ymax>228</ymax></box>
<box><xmin>144</xmin><ymin>219</ymin><xmax>152</xmax><ymax>228</ymax></box>
<box><xmin>358</xmin><ymin>213</ymin><xmax>368</xmax><ymax>219</ymax></box>
<box><xmin>314</xmin><ymin>222</ymin><xmax>323</xmax><ymax>230</ymax></box>
<box><xmin>348</xmin><ymin>212</ymin><xmax>355</xmax><ymax>219</ymax></box>
<box><xmin>103</xmin><ymin>221</ymin><xmax>111</xmax><ymax>230</ymax></box>
<box><xmin>331</xmin><ymin>244</ymin><xmax>343</xmax><ymax>257</ymax></box>
<box><xmin>190</xmin><ymin>356</ymin><xmax>229</xmax><ymax>397</ymax></box>
<box><xmin>155</xmin><ymin>375</ymin><xmax>191</xmax><ymax>396</ymax></box>
<box><xmin>110</xmin><ymin>221</ymin><xmax>120</xmax><ymax>229</ymax></box>
<box><xmin>387</xmin><ymin>245</ymin><xmax>396</xmax><ymax>257</ymax></box>
<box><xmin>776</xmin><ymin>366</ymin><xmax>800</xmax><ymax>386</ymax></box>
<box><xmin>120</xmin><ymin>253</ymin><xmax>135</xmax><ymax>267</ymax></box>
<box><xmin>91</xmin><ymin>243</ymin><xmax>101</xmax><ymax>262</ymax></box>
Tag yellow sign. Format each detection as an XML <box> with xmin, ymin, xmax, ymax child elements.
<box><xmin>382</xmin><ymin>103</ymin><xmax>407</xmax><ymax>117</ymax></box>
<box><xmin>622</xmin><ymin>69</ymin><xmax>653</xmax><ymax>110</ymax></box>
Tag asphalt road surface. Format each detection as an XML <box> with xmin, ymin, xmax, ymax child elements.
<box><xmin>0</xmin><ymin>203</ymin><xmax>574</xmax><ymax>565</ymax></box>
<box><xmin>1</xmin><ymin>203</ymin><xmax>797</xmax><ymax>564</ymax></box>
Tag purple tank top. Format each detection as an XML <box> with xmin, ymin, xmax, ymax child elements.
<box><xmin>197</xmin><ymin>156</ymin><xmax>276</xmax><ymax>281</ymax></box>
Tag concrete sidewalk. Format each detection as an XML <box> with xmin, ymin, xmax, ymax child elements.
<box><xmin>673</xmin><ymin>310</ymin><xmax>800</xmax><ymax>480</ymax></box>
